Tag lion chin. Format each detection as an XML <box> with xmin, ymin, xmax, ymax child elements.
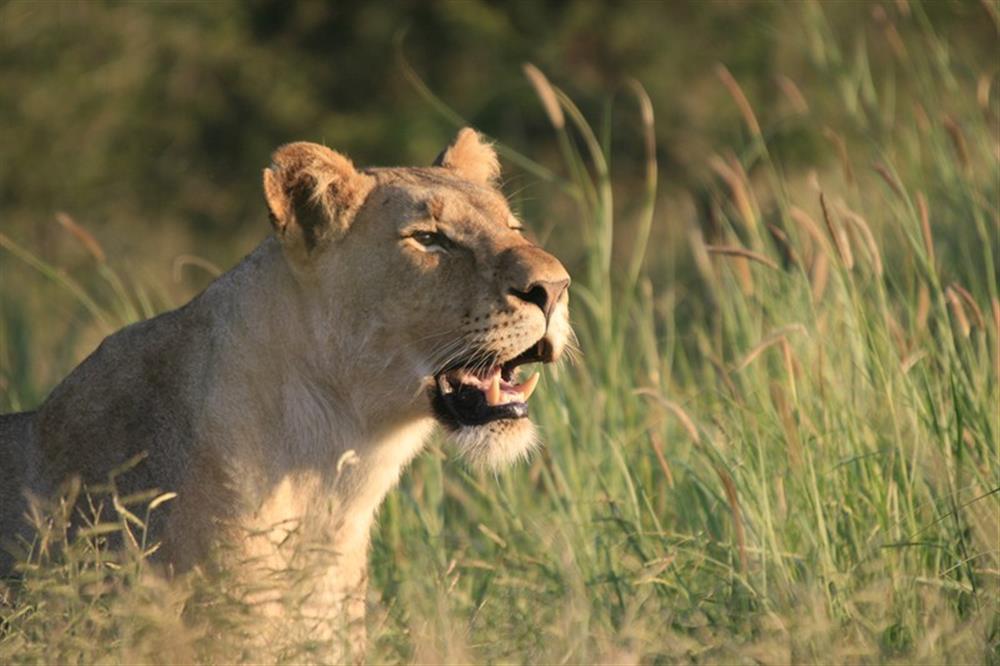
<box><xmin>450</xmin><ymin>419</ymin><xmax>539</xmax><ymax>470</ymax></box>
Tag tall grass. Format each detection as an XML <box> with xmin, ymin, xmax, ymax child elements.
<box><xmin>2</xmin><ymin>4</ymin><xmax>998</xmax><ymax>663</ymax></box>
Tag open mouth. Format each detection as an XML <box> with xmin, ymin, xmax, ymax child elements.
<box><xmin>430</xmin><ymin>338</ymin><xmax>554</xmax><ymax>427</ymax></box>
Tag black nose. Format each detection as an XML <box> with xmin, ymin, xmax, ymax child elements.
<box><xmin>509</xmin><ymin>278</ymin><xmax>569</xmax><ymax>321</ymax></box>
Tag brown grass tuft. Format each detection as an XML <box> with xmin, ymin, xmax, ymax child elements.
<box><xmin>648</xmin><ymin>431</ymin><xmax>675</xmax><ymax>488</ymax></box>
<box><xmin>873</xmin><ymin>162</ymin><xmax>905</xmax><ymax>199</ymax></box>
<box><xmin>949</xmin><ymin>283</ymin><xmax>985</xmax><ymax>330</ymax></box>
<box><xmin>789</xmin><ymin>205</ymin><xmax>827</xmax><ymax>265</ymax></box>
<box><xmin>636</xmin><ymin>389</ymin><xmax>701</xmax><ymax>445</ymax></box>
<box><xmin>977</xmin><ymin>74</ymin><xmax>991</xmax><ymax>110</ymax></box>
<box><xmin>946</xmin><ymin>286</ymin><xmax>971</xmax><ymax>337</ymax></box>
<box><xmin>705</xmin><ymin>244</ymin><xmax>779</xmax><ymax>271</ymax></box>
<box><xmin>916</xmin><ymin>191</ymin><xmax>936</xmax><ymax>271</ymax></box>
<box><xmin>767</xmin><ymin>223</ymin><xmax>801</xmax><ymax>268</ymax></box>
<box><xmin>736</xmin><ymin>325</ymin><xmax>808</xmax><ymax>372</ymax></box>
<box><xmin>716</xmin><ymin>64</ymin><xmax>761</xmax><ymax>138</ymax></box>
<box><xmin>714</xmin><ymin>464</ymin><xmax>747</xmax><ymax>572</ymax></box>
<box><xmin>836</xmin><ymin>203</ymin><xmax>883</xmax><ymax>276</ymax></box>
<box><xmin>811</xmin><ymin>251</ymin><xmax>830</xmax><ymax>303</ymax></box>
<box><xmin>822</xmin><ymin>128</ymin><xmax>854</xmax><ymax>185</ymax></box>
<box><xmin>942</xmin><ymin>115</ymin><xmax>970</xmax><ymax>170</ymax></box>
<box><xmin>770</xmin><ymin>382</ymin><xmax>802</xmax><ymax>468</ymax></box>
<box><xmin>523</xmin><ymin>63</ymin><xmax>565</xmax><ymax>130</ymax></box>
<box><xmin>819</xmin><ymin>194</ymin><xmax>854</xmax><ymax>269</ymax></box>
<box><xmin>916</xmin><ymin>284</ymin><xmax>931</xmax><ymax>333</ymax></box>
<box><xmin>56</xmin><ymin>212</ymin><xmax>106</xmax><ymax>264</ymax></box>
<box><xmin>776</xmin><ymin>74</ymin><xmax>809</xmax><ymax>115</ymax></box>
<box><xmin>709</xmin><ymin>154</ymin><xmax>757</xmax><ymax>234</ymax></box>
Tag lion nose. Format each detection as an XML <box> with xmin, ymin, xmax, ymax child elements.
<box><xmin>501</xmin><ymin>245</ymin><xmax>571</xmax><ymax>321</ymax></box>
<box><xmin>509</xmin><ymin>278</ymin><xmax>570</xmax><ymax>321</ymax></box>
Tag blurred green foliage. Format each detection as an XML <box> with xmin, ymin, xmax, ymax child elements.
<box><xmin>1</xmin><ymin>1</ymin><xmax>992</xmax><ymax>253</ymax></box>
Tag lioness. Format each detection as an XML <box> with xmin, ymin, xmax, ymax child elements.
<box><xmin>0</xmin><ymin>128</ymin><xmax>571</xmax><ymax>653</ymax></box>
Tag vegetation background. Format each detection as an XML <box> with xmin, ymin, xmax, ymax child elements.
<box><xmin>1</xmin><ymin>1</ymin><xmax>998</xmax><ymax>663</ymax></box>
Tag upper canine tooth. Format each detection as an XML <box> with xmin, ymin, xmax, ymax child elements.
<box><xmin>520</xmin><ymin>372</ymin><xmax>540</xmax><ymax>401</ymax></box>
<box><xmin>487</xmin><ymin>372</ymin><xmax>502</xmax><ymax>406</ymax></box>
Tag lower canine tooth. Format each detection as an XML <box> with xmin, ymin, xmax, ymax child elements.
<box><xmin>487</xmin><ymin>373</ymin><xmax>502</xmax><ymax>405</ymax></box>
<box><xmin>520</xmin><ymin>372</ymin><xmax>540</xmax><ymax>401</ymax></box>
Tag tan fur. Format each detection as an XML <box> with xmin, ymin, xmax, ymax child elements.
<box><xmin>0</xmin><ymin>128</ymin><xmax>571</xmax><ymax>660</ymax></box>
<box><xmin>435</xmin><ymin>127</ymin><xmax>501</xmax><ymax>185</ymax></box>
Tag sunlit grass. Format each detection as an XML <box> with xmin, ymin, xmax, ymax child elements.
<box><xmin>2</xmin><ymin>4</ymin><xmax>998</xmax><ymax>664</ymax></box>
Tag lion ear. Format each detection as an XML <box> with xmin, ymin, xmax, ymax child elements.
<box><xmin>433</xmin><ymin>128</ymin><xmax>500</xmax><ymax>186</ymax></box>
<box><xmin>263</xmin><ymin>142</ymin><xmax>374</xmax><ymax>257</ymax></box>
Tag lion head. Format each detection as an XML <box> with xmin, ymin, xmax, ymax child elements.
<box><xmin>261</xmin><ymin>128</ymin><xmax>572</xmax><ymax>469</ymax></box>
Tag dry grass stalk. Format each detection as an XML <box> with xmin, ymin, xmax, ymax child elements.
<box><xmin>709</xmin><ymin>154</ymin><xmax>757</xmax><ymax>233</ymax></box>
<box><xmin>900</xmin><ymin>350</ymin><xmax>926</xmax><ymax>374</ymax></box>
<box><xmin>942</xmin><ymin>115</ymin><xmax>970</xmax><ymax>170</ymax></box>
<box><xmin>819</xmin><ymin>193</ymin><xmax>854</xmax><ymax>269</ymax></box>
<box><xmin>946</xmin><ymin>287</ymin><xmax>971</xmax><ymax>337</ymax></box>
<box><xmin>915</xmin><ymin>191</ymin><xmax>936</xmax><ymax>270</ymax></box>
<box><xmin>885</xmin><ymin>311</ymin><xmax>909</xmax><ymax>357</ymax></box>
<box><xmin>477</xmin><ymin>524</ymin><xmax>507</xmax><ymax>550</ymax></box>
<box><xmin>774</xmin><ymin>475</ymin><xmax>788</xmax><ymax>520</ymax></box>
<box><xmin>737</xmin><ymin>335</ymin><xmax>784</xmax><ymax>372</ymax></box>
<box><xmin>775</xmin><ymin>74</ymin><xmax>809</xmax><ymax>114</ymax></box>
<box><xmin>648</xmin><ymin>431</ymin><xmax>675</xmax><ymax>488</ymax></box>
<box><xmin>56</xmin><ymin>211</ymin><xmax>106</xmax><ymax>264</ymax></box>
<box><xmin>770</xmin><ymin>382</ymin><xmax>802</xmax><ymax>468</ymax></box>
<box><xmin>822</xmin><ymin>128</ymin><xmax>855</xmax><ymax>184</ymax></box>
<box><xmin>872</xmin><ymin>5</ymin><xmax>907</xmax><ymax>60</ymax></box>
<box><xmin>522</xmin><ymin>63</ymin><xmax>565</xmax><ymax>130</ymax></box>
<box><xmin>815</xmin><ymin>330</ymin><xmax>828</xmax><ymax>403</ymax></box>
<box><xmin>627</xmin><ymin>77</ymin><xmax>656</xmax><ymax>158</ymax></box>
<box><xmin>837</xmin><ymin>204</ymin><xmax>883</xmax><ymax>276</ymax></box>
<box><xmin>688</xmin><ymin>226</ymin><xmax>717</xmax><ymax>289</ymax></box>
<box><xmin>992</xmin><ymin>298</ymin><xmax>1000</xmax><ymax>382</ymax></box>
<box><xmin>811</xmin><ymin>251</ymin><xmax>830</xmax><ymax>303</ymax></box>
<box><xmin>0</xmin><ymin>231</ymin><xmax>114</xmax><ymax>331</ymax></box>
<box><xmin>714</xmin><ymin>464</ymin><xmax>748</xmax><ymax>572</ymax></box>
<box><xmin>636</xmin><ymin>389</ymin><xmax>701</xmax><ymax>444</ymax></box>
<box><xmin>993</xmin><ymin>297</ymin><xmax>1000</xmax><ymax>338</ymax></box>
<box><xmin>980</xmin><ymin>0</ymin><xmax>1000</xmax><ymax>28</ymax></box>
<box><xmin>767</xmin><ymin>223</ymin><xmax>800</xmax><ymax>268</ymax></box>
<box><xmin>788</xmin><ymin>206</ymin><xmax>825</xmax><ymax>247</ymax></box>
<box><xmin>916</xmin><ymin>285</ymin><xmax>931</xmax><ymax>333</ymax></box>
<box><xmin>911</xmin><ymin>105</ymin><xmax>931</xmax><ymax>137</ymax></box>
<box><xmin>780</xmin><ymin>337</ymin><xmax>798</xmax><ymax>402</ymax></box>
<box><xmin>736</xmin><ymin>324</ymin><xmax>807</xmax><ymax>372</ymax></box>
<box><xmin>949</xmin><ymin>283</ymin><xmax>985</xmax><ymax>329</ymax></box>
<box><xmin>705</xmin><ymin>245</ymin><xmax>779</xmax><ymax>271</ymax></box>
<box><xmin>715</xmin><ymin>63</ymin><xmax>761</xmax><ymax>138</ymax></box>
<box><xmin>733</xmin><ymin>255</ymin><xmax>755</xmax><ymax>296</ymax></box>
<box><xmin>728</xmin><ymin>154</ymin><xmax>760</xmax><ymax>233</ymax></box>
<box><xmin>873</xmin><ymin>162</ymin><xmax>905</xmax><ymax>199</ymax></box>
<box><xmin>788</xmin><ymin>206</ymin><xmax>827</xmax><ymax>265</ymax></box>
<box><xmin>977</xmin><ymin>74</ymin><xmax>992</xmax><ymax>110</ymax></box>
<box><xmin>172</xmin><ymin>254</ymin><xmax>223</xmax><ymax>282</ymax></box>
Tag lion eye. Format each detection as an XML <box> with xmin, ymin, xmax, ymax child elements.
<box><xmin>411</xmin><ymin>230</ymin><xmax>452</xmax><ymax>252</ymax></box>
